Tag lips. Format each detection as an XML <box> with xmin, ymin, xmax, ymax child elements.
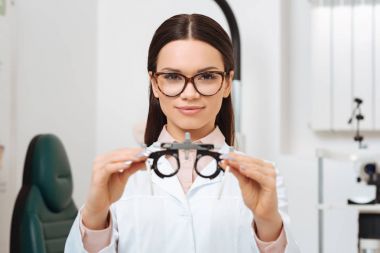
<box><xmin>176</xmin><ymin>106</ymin><xmax>205</xmax><ymax>115</ymax></box>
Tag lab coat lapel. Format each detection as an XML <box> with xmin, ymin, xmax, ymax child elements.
<box><xmin>150</xmin><ymin>159</ymin><xmax>187</xmax><ymax>204</ymax></box>
<box><xmin>146</xmin><ymin>143</ymin><xmax>187</xmax><ymax>203</ymax></box>
<box><xmin>188</xmin><ymin>164</ymin><xmax>223</xmax><ymax>191</ymax></box>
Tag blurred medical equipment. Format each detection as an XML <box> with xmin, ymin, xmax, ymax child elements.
<box><xmin>10</xmin><ymin>134</ymin><xmax>77</xmax><ymax>253</ymax></box>
<box><xmin>316</xmin><ymin>96</ymin><xmax>380</xmax><ymax>253</ymax></box>
<box><xmin>351</xmin><ymin>162</ymin><xmax>380</xmax><ymax>204</ymax></box>
<box><xmin>214</xmin><ymin>0</ymin><xmax>244</xmax><ymax>151</ymax></box>
<box><xmin>0</xmin><ymin>144</ymin><xmax>4</xmax><ymax>170</ymax></box>
<box><xmin>317</xmin><ymin>149</ymin><xmax>380</xmax><ymax>253</ymax></box>
<box><xmin>348</xmin><ymin>97</ymin><xmax>367</xmax><ymax>149</ymax></box>
<box><xmin>349</xmin><ymin>160</ymin><xmax>380</xmax><ymax>253</ymax></box>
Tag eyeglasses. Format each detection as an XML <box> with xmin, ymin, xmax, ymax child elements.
<box><xmin>152</xmin><ymin>71</ymin><xmax>226</xmax><ymax>97</ymax></box>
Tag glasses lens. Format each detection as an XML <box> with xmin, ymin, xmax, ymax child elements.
<box><xmin>194</xmin><ymin>72</ymin><xmax>223</xmax><ymax>96</ymax></box>
<box><xmin>196</xmin><ymin>155</ymin><xmax>218</xmax><ymax>178</ymax></box>
<box><xmin>157</xmin><ymin>154</ymin><xmax>179</xmax><ymax>176</ymax></box>
<box><xmin>157</xmin><ymin>73</ymin><xmax>185</xmax><ymax>96</ymax></box>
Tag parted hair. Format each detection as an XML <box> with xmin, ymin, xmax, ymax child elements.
<box><xmin>144</xmin><ymin>13</ymin><xmax>235</xmax><ymax>146</ymax></box>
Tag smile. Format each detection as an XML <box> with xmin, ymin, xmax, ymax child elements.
<box><xmin>175</xmin><ymin>106</ymin><xmax>205</xmax><ymax>115</ymax></box>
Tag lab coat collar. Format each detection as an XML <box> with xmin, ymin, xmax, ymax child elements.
<box><xmin>157</xmin><ymin>125</ymin><xmax>226</xmax><ymax>147</ymax></box>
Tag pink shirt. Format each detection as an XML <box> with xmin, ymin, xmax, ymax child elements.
<box><xmin>80</xmin><ymin>126</ymin><xmax>287</xmax><ymax>253</ymax></box>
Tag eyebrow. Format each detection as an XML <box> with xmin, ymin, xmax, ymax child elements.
<box><xmin>158</xmin><ymin>66</ymin><xmax>221</xmax><ymax>73</ymax></box>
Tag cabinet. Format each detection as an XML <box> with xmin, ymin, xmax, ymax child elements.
<box><xmin>310</xmin><ymin>2</ymin><xmax>380</xmax><ymax>131</ymax></box>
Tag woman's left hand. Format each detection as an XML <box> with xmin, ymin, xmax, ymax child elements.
<box><xmin>220</xmin><ymin>152</ymin><xmax>283</xmax><ymax>241</ymax></box>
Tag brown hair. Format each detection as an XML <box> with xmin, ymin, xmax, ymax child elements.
<box><xmin>144</xmin><ymin>13</ymin><xmax>235</xmax><ymax>146</ymax></box>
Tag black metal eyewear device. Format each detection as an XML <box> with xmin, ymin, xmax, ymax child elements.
<box><xmin>148</xmin><ymin>132</ymin><xmax>224</xmax><ymax>179</ymax></box>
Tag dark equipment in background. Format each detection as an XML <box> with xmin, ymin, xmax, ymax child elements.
<box><xmin>346</xmin><ymin>98</ymin><xmax>380</xmax><ymax>251</ymax></box>
<box><xmin>348</xmin><ymin>162</ymin><xmax>380</xmax><ymax>252</ymax></box>
<box><xmin>348</xmin><ymin>97</ymin><xmax>366</xmax><ymax>149</ymax></box>
<box><xmin>214</xmin><ymin>0</ymin><xmax>244</xmax><ymax>150</ymax></box>
<box><xmin>214</xmin><ymin>0</ymin><xmax>241</xmax><ymax>80</ymax></box>
<box><xmin>349</xmin><ymin>162</ymin><xmax>380</xmax><ymax>205</ymax></box>
<box><xmin>10</xmin><ymin>134</ymin><xmax>77</xmax><ymax>253</ymax></box>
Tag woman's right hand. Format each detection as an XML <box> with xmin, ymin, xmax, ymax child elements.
<box><xmin>82</xmin><ymin>147</ymin><xmax>147</xmax><ymax>230</ymax></box>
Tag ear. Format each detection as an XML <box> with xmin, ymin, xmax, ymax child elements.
<box><xmin>223</xmin><ymin>70</ymin><xmax>234</xmax><ymax>98</ymax></box>
<box><xmin>149</xmin><ymin>71</ymin><xmax>160</xmax><ymax>98</ymax></box>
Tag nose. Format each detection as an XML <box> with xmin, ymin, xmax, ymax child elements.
<box><xmin>180</xmin><ymin>80</ymin><xmax>201</xmax><ymax>99</ymax></box>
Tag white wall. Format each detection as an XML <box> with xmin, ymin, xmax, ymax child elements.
<box><xmin>0</xmin><ymin>0</ymin><xmax>97</xmax><ymax>252</ymax></box>
<box><xmin>2</xmin><ymin>0</ymin><xmax>380</xmax><ymax>252</ymax></box>
<box><xmin>13</xmin><ymin>0</ymin><xmax>97</xmax><ymax>206</ymax></box>
<box><xmin>0</xmin><ymin>0</ymin><xmax>15</xmax><ymax>249</ymax></box>
<box><xmin>281</xmin><ymin>1</ymin><xmax>380</xmax><ymax>252</ymax></box>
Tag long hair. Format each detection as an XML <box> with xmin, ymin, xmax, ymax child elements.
<box><xmin>145</xmin><ymin>14</ymin><xmax>235</xmax><ymax>146</ymax></box>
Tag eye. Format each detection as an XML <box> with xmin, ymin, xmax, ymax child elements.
<box><xmin>197</xmin><ymin>72</ymin><xmax>218</xmax><ymax>80</ymax></box>
<box><xmin>162</xmin><ymin>73</ymin><xmax>183</xmax><ymax>81</ymax></box>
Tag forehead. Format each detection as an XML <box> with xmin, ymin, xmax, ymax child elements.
<box><xmin>156</xmin><ymin>39</ymin><xmax>224</xmax><ymax>72</ymax></box>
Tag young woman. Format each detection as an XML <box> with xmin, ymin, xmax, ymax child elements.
<box><xmin>65</xmin><ymin>14</ymin><xmax>300</xmax><ymax>253</ymax></box>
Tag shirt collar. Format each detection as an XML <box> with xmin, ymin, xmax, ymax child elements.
<box><xmin>157</xmin><ymin>125</ymin><xmax>226</xmax><ymax>148</ymax></box>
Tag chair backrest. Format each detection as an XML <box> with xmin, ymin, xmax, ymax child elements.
<box><xmin>10</xmin><ymin>134</ymin><xmax>78</xmax><ymax>253</ymax></box>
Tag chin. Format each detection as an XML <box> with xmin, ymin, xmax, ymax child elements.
<box><xmin>175</xmin><ymin>119</ymin><xmax>208</xmax><ymax>131</ymax></box>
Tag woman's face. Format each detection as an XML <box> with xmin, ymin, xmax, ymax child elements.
<box><xmin>150</xmin><ymin>39</ymin><xmax>233</xmax><ymax>140</ymax></box>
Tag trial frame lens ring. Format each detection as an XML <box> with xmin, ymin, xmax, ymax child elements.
<box><xmin>149</xmin><ymin>151</ymin><xmax>180</xmax><ymax>178</ymax></box>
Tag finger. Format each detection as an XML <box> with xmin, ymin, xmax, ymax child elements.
<box><xmin>101</xmin><ymin>160</ymin><xmax>146</xmax><ymax>177</ymax></box>
<box><xmin>118</xmin><ymin>159</ymin><xmax>147</xmax><ymax>173</ymax></box>
<box><xmin>221</xmin><ymin>160</ymin><xmax>275</xmax><ymax>189</ymax></box>
<box><xmin>219</xmin><ymin>160</ymin><xmax>250</xmax><ymax>187</ymax></box>
<box><xmin>96</xmin><ymin>148</ymin><xmax>144</xmax><ymax>164</ymax></box>
<box><xmin>221</xmin><ymin>158</ymin><xmax>270</xmax><ymax>176</ymax></box>
<box><xmin>221</xmin><ymin>155</ymin><xmax>275</xmax><ymax>176</ymax></box>
<box><xmin>220</xmin><ymin>161</ymin><xmax>262</xmax><ymax>203</ymax></box>
<box><xmin>239</xmin><ymin>163</ymin><xmax>275</xmax><ymax>177</ymax></box>
<box><xmin>94</xmin><ymin>149</ymin><xmax>147</xmax><ymax>171</ymax></box>
<box><xmin>118</xmin><ymin>161</ymin><xmax>146</xmax><ymax>182</ymax></box>
<box><xmin>107</xmin><ymin>148</ymin><xmax>146</xmax><ymax>163</ymax></box>
<box><xmin>238</xmin><ymin>165</ymin><xmax>276</xmax><ymax>190</ymax></box>
<box><xmin>226</xmin><ymin>153</ymin><xmax>272</xmax><ymax>168</ymax></box>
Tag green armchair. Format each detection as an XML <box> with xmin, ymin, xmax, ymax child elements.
<box><xmin>10</xmin><ymin>134</ymin><xmax>78</xmax><ymax>253</ymax></box>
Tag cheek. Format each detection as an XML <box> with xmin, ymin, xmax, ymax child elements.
<box><xmin>158</xmin><ymin>97</ymin><xmax>174</xmax><ymax>116</ymax></box>
<box><xmin>205</xmin><ymin>96</ymin><xmax>224</xmax><ymax>115</ymax></box>
<box><xmin>158</xmin><ymin>95</ymin><xmax>225</xmax><ymax>128</ymax></box>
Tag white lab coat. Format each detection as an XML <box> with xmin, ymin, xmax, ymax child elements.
<box><xmin>65</xmin><ymin>143</ymin><xmax>300</xmax><ymax>253</ymax></box>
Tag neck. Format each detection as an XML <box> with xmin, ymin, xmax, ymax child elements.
<box><xmin>166</xmin><ymin>122</ymin><xmax>215</xmax><ymax>142</ymax></box>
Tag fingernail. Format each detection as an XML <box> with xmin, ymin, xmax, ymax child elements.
<box><xmin>219</xmin><ymin>154</ymin><xmax>228</xmax><ymax>159</ymax></box>
<box><xmin>219</xmin><ymin>154</ymin><xmax>236</xmax><ymax>161</ymax></box>
<box><xmin>264</xmin><ymin>159</ymin><xmax>276</xmax><ymax>167</ymax></box>
<box><xmin>239</xmin><ymin>165</ymin><xmax>246</xmax><ymax>171</ymax></box>
<box><xmin>135</xmin><ymin>150</ymin><xmax>151</xmax><ymax>158</ymax></box>
<box><xmin>124</xmin><ymin>160</ymin><xmax>132</xmax><ymax>167</ymax></box>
